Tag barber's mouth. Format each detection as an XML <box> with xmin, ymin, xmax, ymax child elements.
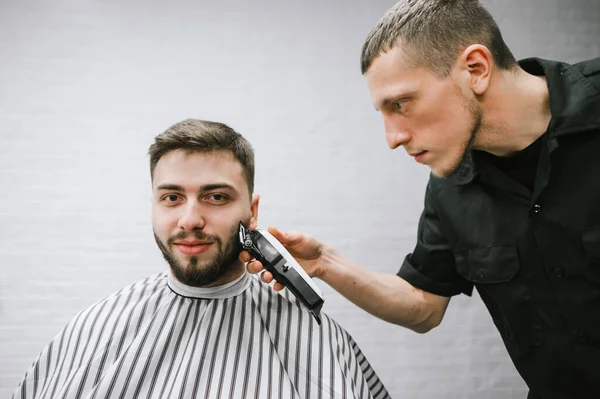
<box><xmin>412</xmin><ymin>151</ymin><xmax>428</xmax><ymax>164</ymax></box>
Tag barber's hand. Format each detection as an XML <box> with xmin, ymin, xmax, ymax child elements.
<box><xmin>239</xmin><ymin>226</ymin><xmax>325</xmax><ymax>292</ymax></box>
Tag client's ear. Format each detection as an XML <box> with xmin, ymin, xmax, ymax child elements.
<box><xmin>249</xmin><ymin>194</ymin><xmax>260</xmax><ymax>229</ymax></box>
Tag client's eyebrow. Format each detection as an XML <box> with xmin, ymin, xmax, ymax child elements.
<box><xmin>155</xmin><ymin>183</ymin><xmax>237</xmax><ymax>193</ymax></box>
<box><xmin>156</xmin><ymin>184</ymin><xmax>184</xmax><ymax>191</ymax></box>
<box><xmin>200</xmin><ymin>183</ymin><xmax>236</xmax><ymax>192</ymax></box>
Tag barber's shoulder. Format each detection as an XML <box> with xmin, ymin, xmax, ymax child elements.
<box><xmin>573</xmin><ymin>57</ymin><xmax>600</xmax><ymax>77</ymax></box>
<box><xmin>573</xmin><ymin>57</ymin><xmax>600</xmax><ymax>94</ymax></box>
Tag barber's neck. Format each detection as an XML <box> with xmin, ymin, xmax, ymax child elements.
<box><xmin>474</xmin><ymin>67</ymin><xmax>551</xmax><ymax>157</ymax></box>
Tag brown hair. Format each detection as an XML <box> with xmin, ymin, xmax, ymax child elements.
<box><xmin>361</xmin><ymin>0</ymin><xmax>517</xmax><ymax>76</ymax></box>
<box><xmin>148</xmin><ymin>119</ymin><xmax>255</xmax><ymax>194</ymax></box>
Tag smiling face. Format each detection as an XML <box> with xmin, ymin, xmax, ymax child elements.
<box><xmin>151</xmin><ymin>150</ymin><xmax>258</xmax><ymax>287</ymax></box>
<box><xmin>365</xmin><ymin>45</ymin><xmax>483</xmax><ymax>178</ymax></box>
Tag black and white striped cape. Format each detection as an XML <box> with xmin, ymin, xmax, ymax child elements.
<box><xmin>14</xmin><ymin>271</ymin><xmax>391</xmax><ymax>399</ymax></box>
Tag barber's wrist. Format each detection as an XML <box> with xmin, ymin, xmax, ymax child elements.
<box><xmin>316</xmin><ymin>242</ymin><xmax>338</xmax><ymax>281</ymax></box>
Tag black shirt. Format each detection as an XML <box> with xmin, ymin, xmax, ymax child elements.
<box><xmin>398</xmin><ymin>57</ymin><xmax>600</xmax><ymax>399</ymax></box>
<box><xmin>476</xmin><ymin>132</ymin><xmax>545</xmax><ymax>192</ymax></box>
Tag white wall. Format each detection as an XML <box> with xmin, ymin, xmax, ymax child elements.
<box><xmin>1</xmin><ymin>0</ymin><xmax>598</xmax><ymax>397</ymax></box>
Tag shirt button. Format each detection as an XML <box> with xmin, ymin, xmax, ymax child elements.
<box><xmin>575</xmin><ymin>331</ymin><xmax>589</xmax><ymax>344</ymax></box>
<box><xmin>533</xmin><ymin>204</ymin><xmax>542</xmax><ymax>213</ymax></box>
<box><xmin>553</xmin><ymin>268</ymin><xmax>565</xmax><ymax>278</ymax></box>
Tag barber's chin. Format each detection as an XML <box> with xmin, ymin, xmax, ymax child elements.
<box><xmin>430</xmin><ymin>158</ymin><xmax>462</xmax><ymax>179</ymax></box>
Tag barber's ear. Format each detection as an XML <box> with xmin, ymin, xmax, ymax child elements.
<box><xmin>249</xmin><ymin>194</ymin><xmax>260</xmax><ymax>230</ymax></box>
<box><xmin>460</xmin><ymin>44</ymin><xmax>492</xmax><ymax>95</ymax></box>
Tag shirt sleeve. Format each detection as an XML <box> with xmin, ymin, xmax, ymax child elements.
<box><xmin>397</xmin><ymin>180</ymin><xmax>473</xmax><ymax>297</ymax></box>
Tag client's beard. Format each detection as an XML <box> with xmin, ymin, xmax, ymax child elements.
<box><xmin>153</xmin><ymin>221</ymin><xmax>245</xmax><ymax>287</ymax></box>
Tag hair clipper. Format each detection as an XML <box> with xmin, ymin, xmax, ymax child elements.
<box><xmin>239</xmin><ymin>222</ymin><xmax>324</xmax><ymax>324</ymax></box>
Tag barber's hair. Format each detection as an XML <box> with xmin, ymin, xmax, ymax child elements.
<box><xmin>361</xmin><ymin>0</ymin><xmax>517</xmax><ymax>76</ymax></box>
<box><xmin>149</xmin><ymin>119</ymin><xmax>255</xmax><ymax>195</ymax></box>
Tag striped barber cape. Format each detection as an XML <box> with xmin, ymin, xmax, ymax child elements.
<box><xmin>13</xmin><ymin>271</ymin><xmax>391</xmax><ymax>399</ymax></box>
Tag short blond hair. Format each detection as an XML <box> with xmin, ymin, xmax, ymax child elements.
<box><xmin>361</xmin><ymin>0</ymin><xmax>517</xmax><ymax>76</ymax></box>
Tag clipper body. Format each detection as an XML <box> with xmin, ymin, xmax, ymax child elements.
<box><xmin>239</xmin><ymin>222</ymin><xmax>324</xmax><ymax>324</ymax></box>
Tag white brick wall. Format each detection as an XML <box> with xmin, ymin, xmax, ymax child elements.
<box><xmin>1</xmin><ymin>0</ymin><xmax>598</xmax><ymax>398</ymax></box>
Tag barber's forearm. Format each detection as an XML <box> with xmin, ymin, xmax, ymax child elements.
<box><xmin>318</xmin><ymin>245</ymin><xmax>446</xmax><ymax>333</ymax></box>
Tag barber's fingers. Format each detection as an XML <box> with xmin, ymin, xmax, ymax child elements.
<box><xmin>261</xmin><ymin>270</ymin><xmax>273</xmax><ymax>283</ymax></box>
<box><xmin>267</xmin><ymin>226</ymin><xmax>286</xmax><ymax>242</ymax></box>
<box><xmin>267</xmin><ymin>226</ymin><xmax>321</xmax><ymax>261</ymax></box>
<box><xmin>245</xmin><ymin>258</ymin><xmax>263</xmax><ymax>274</ymax></box>
<box><xmin>259</xmin><ymin>270</ymin><xmax>286</xmax><ymax>291</ymax></box>
<box><xmin>267</xmin><ymin>226</ymin><xmax>304</xmax><ymax>246</ymax></box>
<box><xmin>239</xmin><ymin>250</ymin><xmax>254</xmax><ymax>263</ymax></box>
<box><xmin>244</xmin><ymin>260</ymin><xmax>286</xmax><ymax>291</ymax></box>
<box><xmin>245</xmin><ymin>263</ymin><xmax>274</xmax><ymax>284</ymax></box>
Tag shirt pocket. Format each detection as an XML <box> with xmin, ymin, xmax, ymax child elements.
<box><xmin>454</xmin><ymin>245</ymin><xmax>520</xmax><ymax>283</ymax></box>
<box><xmin>582</xmin><ymin>224</ymin><xmax>600</xmax><ymax>264</ymax></box>
<box><xmin>453</xmin><ymin>245</ymin><xmax>539</xmax><ymax>353</ymax></box>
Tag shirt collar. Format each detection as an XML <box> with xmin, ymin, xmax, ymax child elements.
<box><xmin>450</xmin><ymin>57</ymin><xmax>600</xmax><ymax>186</ymax></box>
<box><xmin>520</xmin><ymin>57</ymin><xmax>600</xmax><ymax>137</ymax></box>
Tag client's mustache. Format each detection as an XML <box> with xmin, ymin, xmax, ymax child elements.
<box><xmin>167</xmin><ymin>230</ymin><xmax>222</xmax><ymax>247</ymax></box>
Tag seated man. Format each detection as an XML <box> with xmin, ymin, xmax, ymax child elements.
<box><xmin>13</xmin><ymin>119</ymin><xmax>390</xmax><ymax>399</ymax></box>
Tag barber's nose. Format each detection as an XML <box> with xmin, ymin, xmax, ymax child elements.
<box><xmin>384</xmin><ymin>117</ymin><xmax>411</xmax><ymax>150</ymax></box>
<box><xmin>177</xmin><ymin>201</ymin><xmax>206</xmax><ymax>231</ymax></box>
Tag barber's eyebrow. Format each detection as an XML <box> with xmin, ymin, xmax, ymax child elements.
<box><xmin>376</xmin><ymin>90</ymin><xmax>418</xmax><ymax>111</ymax></box>
<box><xmin>375</xmin><ymin>96</ymin><xmax>396</xmax><ymax>111</ymax></box>
<box><xmin>380</xmin><ymin>97</ymin><xmax>395</xmax><ymax>108</ymax></box>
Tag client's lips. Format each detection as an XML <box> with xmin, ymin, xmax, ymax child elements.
<box><xmin>174</xmin><ymin>241</ymin><xmax>213</xmax><ymax>255</ymax></box>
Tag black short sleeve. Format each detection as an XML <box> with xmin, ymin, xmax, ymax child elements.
<box><xmin>397</xmin><ymin>181</ymin><xmax>473</xmax><ymax>297</ymax></box>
